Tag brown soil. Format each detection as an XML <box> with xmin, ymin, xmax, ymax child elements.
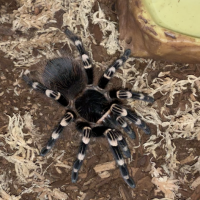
<box><xmin>0</xmin><ymin>0</ymin><xmax>200</xmax><ymax>200</ymax></box>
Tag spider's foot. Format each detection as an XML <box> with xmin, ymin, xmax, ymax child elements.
<box><xmin>132</xmin><ymin>117</ymin><xmax>151</xmax><ymax>135</ymax></box>
<box><xmin>40</xmin><ymin>147</ymin><xmax>50</xmax><ymax>157</ymax></box>
<box><xmin>22</xmin><ymin>75</ymin><xmax>33</xmax><ymax>86</ymax></box>
<box><xmin>142</xmin><ymin>124</ymin><xmax>151</xmax><ymax>135</ymax></box>
<box><xmin>143</xmin><ymin>95</ymin><xmax>154</xmax><ymax>103</ymax></box>
<box><xmin>123</xmin><ymin>49</ymin><xmax>131</xmax><ymax>58</ymax></box>
<box><xmin>125</xmin><ymin>177</ymin><xmax>136</xmax><ymax>188</ymax></box>
<box><xmin>71</xmin><ymin>159</ymin><xmax>83</xmax><ymax>183</ymax></box>
<box><xmin>71</xmin><ymin>172</ymin><xmax>78</xmax><ymax>183</ymax></box>
<box><xmin>121</xmin><ymin>49</ymin><xmax>131</xmax><ymax>62</ymax></box>
<box><xmin>120</xmin><ymin>164</ymin><xmax>136</xmax><ymax>188</ymax></box>
<box><xmin>64</xmin><ymin>27</ymin><xmax>79</xmax><ymax>42</ymax></box>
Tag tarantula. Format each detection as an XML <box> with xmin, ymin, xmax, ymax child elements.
<box><xmin>23</xmin><ymin>28</ymin><xmax>154</xmax><ymax>188</ymax></box>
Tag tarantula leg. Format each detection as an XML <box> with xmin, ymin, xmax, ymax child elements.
<box><xmin>98</xmin><ymin>49</ymin><xmax>131</xmax><ymax>89</ymax></box>
<box><xmin>22</xmin><ymin>75</ymin><xmax>69</xmax><ymax>107</ymax></box>
<box><xmin>114</xmin><ymin>130</ymin><xmax>131</xmax><ymax>158</ymax></box>
<box><xmin>104</xmin><ymin>115</ymin><xmax>136</xmax><ymax>139</ymax></box>
<box><xmin>104</xmin><ymin>129</ymin><xmax>136</xmax><ymax>188</ymax></box>
<box><xmin>40</xmin><ymin>111</ymin><xmax>75</xmax><ymax>156</ymax></box>
<box><xmin>64</xmin><ymin>28</ymin><xmax>93</xmax><ymax>84</ymax></box>
<box><xmin>111</xmin><ymin>104</ymin><xmax>151</xmax><ymax>135</ymax></box>
<box><xmin>116</xmin><ymin>116</ymin><xmax>136</xmax><ymax>139</ymax></box>
<box><xmin>109</xmin><ymin>89</ymin><xmax>154</xmax><ymax>103</ymax></box>
<box><xmin>72</xmin><ymin>122</ymin><xmax>92</xmax><ymax>183</ymax></box>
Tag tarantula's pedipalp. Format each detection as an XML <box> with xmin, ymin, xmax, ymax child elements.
<box><xmin>22</xmin><ymin>75</ymin><xmax>69</xmax><ymax>107</ymax></box>
<box><xmin>103</xmin><ymin>128</ymin><xmax>136</xmax><ymax>188</ymax></box>
<box><xmin>111</xmin><ymin>104</ymin><xmax>151</xmax><ymax>135</ymax></box>
<box><xmin>109</xmin><ymin>89</ymin><xmax>154</xmax><ymax>103</ymax></box>
<box><xmin>98</xmin><ymin>49</ymin><xmax>131</xmax><ymax>89</ymax></box>
<box><xmin>64</xmin><ymin>27</ymin><xmax>93</xmax><ymax>85</ymax></box>
<box><xmin>72</xmin><ymin>122</ymin><xmax>92</xmax><ymax>183</ymax></box>
<box><xmin>23</xmin><ymin>28</ymin><xmax>154</xmax><ymax>188</ymax></box>
<box><xmin>40</xmin><ymin>111</ymin><xmax>75</xmax><ymax>156</ymax></box>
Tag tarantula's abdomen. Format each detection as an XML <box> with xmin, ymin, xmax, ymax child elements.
<box><xmin>75</xmin><ymin>90</ymin><xmax>110</xmax><ymax>122</ymax></box>
<box><xmin>42</xmin><ymin>57</ymin><xmax>87</xmax><ymax>99</ymax></box>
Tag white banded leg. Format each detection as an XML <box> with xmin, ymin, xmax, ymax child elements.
<box><xmin>23</xmin><ymin>75</ymin><xmax>69</xmax><ymax>107</ymax></box>
<box><xmin>109</xmin><ymin>89</ymin><xmax>154</xmax><ymax>103</ymax></box>
<box><xmin>104</xmin><ymin>129</ymin><xmax>135</xmax><ymax>188</ymax></box>
<box><xmin>40</xmin><ymin>111</ymin><xmax>75</xmax><ymax>156</ymax></box>
<box><xmin>98</xmin><ymin>49</ymin><xmax>131</xmax><ymax>89</ymax></box>
<box><xmin>116</xmin><ymin>116</ymin><xmax>136</xmax><ymax>139</ymax></box>
<box><xmin>110</xmin><ymin>104</ymin><xmax>151</xmax><ymax>135</ymax></box>
<box><xmin>72</xmin><ymin>125</ymin><xmax>91</xmax><ymax>183</ymax></box>
<box><xmin>64</xmin><ymin>28</ymin><xmax>93</xmax><ymax>84</ymax></box>
<box><xmin>114</xmin><ymin>130</ymin><xmax>131</xmax><ymax>158</ymax></box>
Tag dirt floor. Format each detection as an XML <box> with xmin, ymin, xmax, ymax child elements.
<box><xmin>0</xmin><ymin>0</ymin><xmax>200</xmax><ymax>200</ymax></box>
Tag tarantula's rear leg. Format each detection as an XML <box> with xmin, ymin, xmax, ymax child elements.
<box><xmin>64</xmin><ymin>28</ymin><xmax>93</xmax><ymax>85</ymax></box>
<box><xmin>115</xmin><ymin>116</ymin><xmax>136</xmax><ymax>139</ymax></box>
<box><xmin>100</xmin><ymin>128</ymin><xmax>135</xmax><ymax>188</ymax></box>
<box><xmin>40</xmin><ymin>111</ymin><xmax>75</xmax><ymax>156</ymax></box>
<box><xmin>22</xmin><ymin>75</ymin><xmax>69</xmax><ymax>107</ymax></box>
<box><xmin>98</xmin><ymin>49</ymin><xmax>131</xmax><ymax>89</ymax></box>
<box><xmin>106</xmin><ymin>115</ymin><xmax>136</xmax><ymax>139</ymax></box>
<box><xmin>71</xmin><ymin>122</ymin><xmax>92</xmax><ymax>183</ymax></box>
<box><xmin>113</xmin><ymin>129</ymin><xmax>131</xmax><ymax>158</ymax></box>
<box><xmin>109</xmin><ymin>89</ymin><xmax>154</xmax><ymax>103</ymax></box>
<box><xmin>111</xmin><ymin>104</ymin><xmax>151</xmax><ymax>135</ymax></box>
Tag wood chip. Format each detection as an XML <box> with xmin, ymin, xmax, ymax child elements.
<box><xmin>191</xmin><ymin>177</ymin><xmax>200</xmax><ymax>189</ymax></box>
<box><xmin>93</xmin><ymin>161</ymin><xmax>116</xmax><ymax>173</ymax></box>
<box><xmin>180</xmin><ymin>154</ymin><xmax>195</xmax><ymax>165</ymax></box>
<box><xmin>98</xmin><ymin>171</ymin><xmax>110</xmax><ymax>179</ymax></box>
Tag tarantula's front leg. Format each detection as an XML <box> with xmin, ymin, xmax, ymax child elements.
<box><xmin>23</xmin><ymin>75</ymin><xmax>69</xmax><ymax>107</ymax></box>
<box><xmin>64</xmin><ymin>28</ymin><xmax>93</xmax><ymax>85</ymax></box>
<box><xmin>98</xmin><ymin>49</ymin><xmax>131</xmax><ymax>89</ymax></box>
<box><xmin>111</xmin><ymin>104</ymin><xmax>151</xmax><ymax>135</ymax></box>
<box><xmin>71</xmin><ymin>122</ymin><xmax>92</xmax><ymax>183</ymax></box>
<box><xmin>104</xmin><ymin>128</ymin><xmax>135</xmax><ymax>188</ymax></box>
<box><xmin>40</xmin><ymin>111</ymin><xmax>75</xmax><ymax>156</ymax></box>
<box><xmin>109</xmin><ymin>89</ymin><xmax>154</xmax><ymax>103</ymax></box>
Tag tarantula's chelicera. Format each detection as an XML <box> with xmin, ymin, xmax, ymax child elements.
<box><xmin>23</xmin><ymin>28</ymin><xmax>154</xmax><ymax>188</ymax></box>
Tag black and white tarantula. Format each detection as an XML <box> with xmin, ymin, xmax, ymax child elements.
<box><xmin>23</xmin><ymin>28</ymin><xmax>154</xmax><ymax>188</ymax></box>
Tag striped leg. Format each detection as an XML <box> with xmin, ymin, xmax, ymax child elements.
<box><xmin>109</xmin><ymin>89</ymin><xmax>154</xmax><ymax>103</ymax></box>
<box><xmin>98</xmin><ymin>49</ymin><xmax>131</xmax><ymax>89</ymax></box>
<box><xmin>115</xmin><ymin>116</ymin><xmax>136</xmax><ymax>139</ymax></box>
<box><xmin>64</xmin><ymin>28</ymin><xmax>93</xmax><ymax>85</ymax></box>
<box><xmin>114</xmin><ymin>130</ymin><xmax>131</xmax><ymax>158</ymax></box>
<box><xmin>40</xmin><ymin>111</ymin><xmax>75</xmax><ymax>156</ymax></box>
<box><xmin>104</xmin><ymin>129</ymin><xmax>135</xmax><ymax>188</ymax></box>
<box><xmin>104</xmin><ymin>115</ymin><xmax>136</xmax><ymax>139</ymax></box>
<box><xmin>111</xmin><ymin>104</ymin><xmax>151</xmax><ymax>135</ymax></box>
<box><xmin>72</xmin><ymin>122</ymin><xmax>92</xmax><ymax>183</ymax></box>
<box><xmin>23</xmin><ymin>75</ymin><xmax>69</xmax><ymax>107</ymax></box>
